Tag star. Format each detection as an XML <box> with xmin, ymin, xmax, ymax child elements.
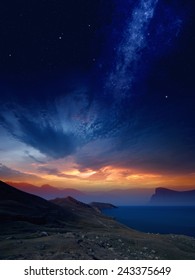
<box><xmin>59</xmin><ymin>36</ymin><xmax>62</xmax><ymax>40</ymax></box>
<box><xmin>165</xmin><ymin>95</ymin><xmax>168</xmax><ymax>99</ymax></box>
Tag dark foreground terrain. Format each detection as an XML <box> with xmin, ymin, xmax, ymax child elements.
<box><xmin>0</xmin><ymin>180</ymin><xmax>195</xmax><ymax>260</ymax></box>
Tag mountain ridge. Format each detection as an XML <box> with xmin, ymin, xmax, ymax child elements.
<box><xmin>0</xmin><ymin>180</ymin><xmax>75</xmax><ymax>225</ymax></box>
<box><xmin>6</xmin><ymin>181</ymin><xmax>153</xmax><ymax>205</ymax></box>
<box><xmin>6</xmin><ymin>181</ymin><xmax>85</xmax><ymax>200</ymax></box>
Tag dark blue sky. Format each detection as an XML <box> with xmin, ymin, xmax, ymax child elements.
<box><xmin>0</xmin><ymin>0</ymin><xmax>195</xmax><ymax>188</ymax></box>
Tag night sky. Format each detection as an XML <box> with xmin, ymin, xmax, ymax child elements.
<box><xmin>0</xmin><ymin>0</ymin><xmax>195</xmax><ymax>190</ymax></box>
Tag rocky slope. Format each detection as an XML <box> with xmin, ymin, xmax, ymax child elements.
<box><xmin>0</xmin><ymin>180</ymin><xmax>75</xmax><ymax>225</ymax></box>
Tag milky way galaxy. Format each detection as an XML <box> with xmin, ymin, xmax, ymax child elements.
<box><xmin>0</xmin><ymin>0</ymin><xmax>194</xmax><ymax>190</ymax></box>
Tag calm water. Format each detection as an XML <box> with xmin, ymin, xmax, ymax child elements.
<box><xmin>102</xmin><ymin>206</ymin><xmax>195</xmax><ymax>237</ymax></box>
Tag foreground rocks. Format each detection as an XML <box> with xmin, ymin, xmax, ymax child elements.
<box><xmin>0</xmin><ymin>226</ymin><xmax>195</xmax><ymax>260</ymax></box>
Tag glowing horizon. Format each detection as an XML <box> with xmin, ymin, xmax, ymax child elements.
<box><xmin>1</xmin><ymin>161</ymin><xmax>195</xmax><ymax>192</ymax></box>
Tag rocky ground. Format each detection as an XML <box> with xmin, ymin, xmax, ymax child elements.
<box><xmin>0</xmin><ymin>222</ymin><xmax>195</xmax><ymax>260</ymax></box>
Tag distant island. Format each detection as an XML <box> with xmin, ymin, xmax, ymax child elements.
<box><xmin>89</xmin><ymin>202</ymin><xmax>117</xmax><ymax>212</ymax></box>
<box><xmin>150</xmin><ymin>188</ymin><xmax>195</xmax><ymax>206</ymax></box>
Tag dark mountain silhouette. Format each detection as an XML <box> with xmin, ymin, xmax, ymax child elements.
<box><xmin>6</xmin><ymin>181</ymin><xmax>85</xmax><ymax>200</ymax></box>
<box><xmin>51</xmin><ymin>196</ymin><xmax>93</xmax><ymax>210</ymax></box>
<box><xmin>90</xmin><ymin>202</ymin><xmax>117</xmax><ymax>212</ymax></box>
<box><xmin>0</xmin><ymin>181</ymin><xmax>119</xmax><ymax>230</ymax></box>
<box><xmin>6</xmin><ymin>181</ymin><xmax>153</xmax><ymax>205</ymax></box>
<box><xmin>0</xmin><ymin>180</ymin><xmax>74</xmax><ymax>225</ymax></box>
<box><xmin>51</xmin><ymin>197</ymin><xmax>117</xmax><ymax>214</ymax></box>
<box><xmin>150</xmin><ymin>187</ymin><xmax>195</xmax><ymax>205</ymax></box>
<box><xmin>50</xmin><ymin>196</ymin><xmax>118</xmax><ymax>228</ymax></box>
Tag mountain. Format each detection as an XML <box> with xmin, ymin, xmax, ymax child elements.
<box><xmin>90</xmin><ymin>202</ymin><xmax>117</xmax><ymax>212</ymax></box>
<box><xmin>0</xmin><ymin>181</ymin><xmax>120</xmax><ymax>231</ymax></box>
<box><xmin>0</xmin><ymin>180</ymin><xmax>74</xmax><ymax>225</ymax></box>
<box><xmin>51</xmin><ymin>196</ymin><xmax>93</xmax><ymax>211</ymax></box>
<box><xmin>150</xmin><ymin>188</ymin><xmax>195</xmax><ymax>205</ymax></box>
<box><xmin>6</xmin><ymin>181</ymin><xmax>153</xmax><ymax>205</ymax></box>
<box><xmin>50</xmin><ymin>197</ymin><xmax>116</xmax><ymax>228</ymax></box>
<box><xmin>6</xmin><ymin>181</ymin><xmax>85</xmax><ymax>200</ymax></box>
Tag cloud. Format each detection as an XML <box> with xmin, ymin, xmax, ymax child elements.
<box><xmin>0</xmin><ymin>104</ymin><xmax>78</xmax><ymax>159</ymax></box>
<box><xmin>0</xmin><ymin>163</ymin><xmax>43</xmax><ymax>182</ymax></box>
<box><xmin>25</xmin><ymin>151</ymin><xmax>46</xmax><ymax>164</ymax></box>
<box><xmin>37</xmin><ymin>166</ymin><xmax>60</xmax><ymax>175</ymax></box>
<box><xmin>37</xmin><ymin>166</ymin><xmax>80</xmax><ymax>179</ymax></box>
<box><xmin>18</xmin><ymin>118</ymin><xmax>77</xmax><ymax>159</ymax></box>
<box><xmin>0</xmin><ymin>87</ymin><xmax>121</xmax><ymax>161</ymax></box>
<box><xmin>74</xmin><ymin>127</ymin><xmax>195</xmax><ymax>175</ymax></box>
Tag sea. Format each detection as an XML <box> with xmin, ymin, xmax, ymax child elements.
<box><xmin>102</xmin><ymin>206</ymin><xmax>195</xmax><ymax>237</ymax></box>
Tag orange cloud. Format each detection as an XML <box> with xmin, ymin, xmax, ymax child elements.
<box><xmin>1</xmin><ymin>161</ymin><xmax>195</xmax><ymax>191</ymax></box>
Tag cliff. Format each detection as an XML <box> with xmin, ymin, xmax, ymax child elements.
<box><xmin>150</xmin><ymin>188</ymin><xmax>195</xmax><ymax>205</ymax></box>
